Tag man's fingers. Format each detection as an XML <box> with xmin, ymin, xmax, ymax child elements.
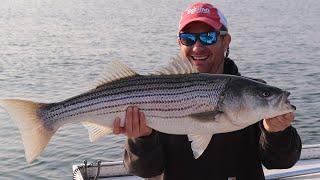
<box><xmin>113</xmin><ymin>117</ymin><xmax>121</xmax><ymax>134</ymax></box>
<box><xmin>264</xmin><ymin>118</ymin><xmax>280</xmax><ymax>131</ymax></box>
<box><xmin>116</xmin><ymin>106</ymin><xmax>151</xmax><ymax>138</ymax></box>
<box><xmin>284</xmin><ymin>112</ymin><xmax>295</xmax><ymax>123</ymax></box>
<box><xmin>275</xmin><ymin>113</ymin><xmax>294</xmax><ymax>126</ymax></box>
<box><xmin>113</xmin><ymin>107</ymin><xmax>152</xmax><ymax>137</ymax></box>
<box><xmin>140</xmin><ymin>111</ymin><xmax>147</xmax><ymax>132</ymax></box>
<box><xmin>140</xmin><ymin>111</ymin><xmax>152</xmax><ymax>136</ymax></box>
<box><xmin>132</xmin><ymin>106</ymin><xmax>140</xmax><ymax>137</ymax></box>
<box><xmin>125</xmin><ymin>107</ymin><xmax>133</xmax><ymax>136</ymax></box>
<box><xmin>264</xmin><ymin>112</ymin><xmax>295</xmax><ymax>132</ymax></box>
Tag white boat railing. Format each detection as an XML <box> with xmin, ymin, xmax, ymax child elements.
<box><xmin>72</xmin><ymin>144</ymin><xmax>320</xmax><ymax>180</ymax></box>
<box><xmin>299</xmin><ymin>144</ymin><xmax>320</xmax><ymax>159</ymax></box>
<box><xmin>264</xmin><ymin>144</ymin><xmax>320</xmax><ymax>179</ymax></box>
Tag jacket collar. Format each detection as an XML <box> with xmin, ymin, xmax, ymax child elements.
<box><xmin>223</xmin><ymin>58</ymin><xmax>241</xmax><ymax>76</ymax></box>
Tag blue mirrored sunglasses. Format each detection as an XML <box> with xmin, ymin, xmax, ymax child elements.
<box><xmin>178</xmin><ymin>31</ymin><xmax>227</xmax><ymax>46</ymax></box>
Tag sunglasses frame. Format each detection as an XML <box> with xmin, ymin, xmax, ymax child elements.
<box><xmin>178</xmin><ymin>31</ymin><xmax>228</xmax><ymax>46</ymax></box>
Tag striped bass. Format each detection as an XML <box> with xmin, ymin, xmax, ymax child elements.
<box><xmin>0</xmin><ymin>57</ymin><xmax>296</xmax><ymax>163</ymax></box>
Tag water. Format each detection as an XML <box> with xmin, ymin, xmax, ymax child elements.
<box><xmin>0</xmin><ymin>0</ymin><xmax>319</xmax><ymax>179</ymax></box>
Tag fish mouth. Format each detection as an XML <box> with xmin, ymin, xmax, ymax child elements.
<box><xmin>281</xmin><ymin>91</ymin><xmax>296</xmax><ymax>110</ymax></box>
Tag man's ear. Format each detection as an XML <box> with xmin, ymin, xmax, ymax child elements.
<box><xmin>177</xmin><ymin>38</ymin><xmax>182</xmax><ymax>47</ymax></box>
<box><xmin>222</xmin><ymin>34</ymin><xmax>231</xmax><ymax>52</ymax></box>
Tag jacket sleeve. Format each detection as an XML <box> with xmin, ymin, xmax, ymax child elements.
<box><xmin>259</xmin><ymin>122</ymin><xmax>302</xmax><ymax>169</ymax></box>
<box><xmin>123</xmin><ymin>130</ymin><xmax>165</xmax><ymax>178</ymax></box>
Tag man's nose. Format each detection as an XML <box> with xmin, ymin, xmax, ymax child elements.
<box><xmin>192</xmin><ymin>39</ymin><xmax>205</xmax><ymax>52</ymax></box>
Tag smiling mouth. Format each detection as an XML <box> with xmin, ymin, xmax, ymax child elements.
<box><xmin>191</xmin><ymin>56</ymin><xmax>209</xmax><ymax>61</ymax></box>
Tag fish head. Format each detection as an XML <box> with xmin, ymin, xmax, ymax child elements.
<box><xmin>221</xmin><ymin>77</ymin><xmax>296</xmax><ymax>125</ymax></box>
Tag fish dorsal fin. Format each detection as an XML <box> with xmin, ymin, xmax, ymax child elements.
<box><xmin>152</xmin><ymin>56</ymin><xmax>198</xmax><ymax>75</ymax></box>
<box><xmin>188</xmin><ymin>134</ymin><xmax>213</xmax><ymax>159</ymax></box>
<box><xmin>95</xmin><ymin>60</ymin><xmax>138</xmax><ymax>88</ymax></box>
<box><xmin>82</xmin><ymin>122</ymin><xmax>113</xmax><ymax>142</ymax></box>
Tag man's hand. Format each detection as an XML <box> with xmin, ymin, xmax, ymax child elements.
<box><xmin>113</xmin><ymin>106</ymin><xmax>152</xmax><ymax>138</ymax></box>
<box><xmin>263</xmin><ymin>112</ymin><xmax>295</xmax><ymax>133</ymax></box>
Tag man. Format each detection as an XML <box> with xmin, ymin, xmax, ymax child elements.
<box><xmin>113</xmin><ymin>2</ymin><xmax>301</xmax><ymax>180</ymax></box>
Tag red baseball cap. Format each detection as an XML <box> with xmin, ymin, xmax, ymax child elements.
<box><xmin>178</xmin><ymin>2</ymin><xmax>228</xmax><ymax>32</ymax></box>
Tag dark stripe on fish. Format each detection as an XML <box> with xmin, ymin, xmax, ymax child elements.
<box><xmin>62</xmin><ymin>74</ymin><xmax>226</xmax><ymax>107</ymax></box>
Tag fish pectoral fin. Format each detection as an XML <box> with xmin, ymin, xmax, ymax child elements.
<box><xmin>94</xmin><ymin>60</ymin><xmax>138</xmax><ymax>89</ymax></box>
<box><xmin>82</xmin><ymin>122</ymin><xmax>112</xmax><ymax>142</ymax></box>
<box><xmin>188</xmin><ymin>134</ymin><xmax>213</xmax><ymax>159</ymax></box>
<box><xmin>190</xmin><ymin>110</ymin><xmax>223</xmax><ymax>121</ymax></box>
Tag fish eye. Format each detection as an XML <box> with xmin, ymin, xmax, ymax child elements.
<box><xmin>260</xmin><ymin>91</ymin><xmax>271</xmax><ymax>98</ymax></box>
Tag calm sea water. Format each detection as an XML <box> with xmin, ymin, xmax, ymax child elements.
<box><xmin>0</xmin><ymin>0</ymin><xmax>319</xmax><ymax>179</ymax></box>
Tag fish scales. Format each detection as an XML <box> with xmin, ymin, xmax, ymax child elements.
<box><xmin>61</xmin><ymin>74</ymin><xmax>223</xmax><ymax>107</ymax></box>
<box><xmin>52</xmin><ymin>85</ymin><xmax>209</xmax><ymax>118</ymax></box>
<box><xmin>63</xmin><ymin>75</ymin><xmax>201</xmax><ymax>106</ymax></box>
<box><xmin>39</xmin><ymin>74</ymin><xmax>228</xmax><ymax>127</ymax></box>
<box><xmin>43</xmin><ymin>74</ymin><xmax>223</xmax><ymax>110</ymax></box>
<box><xmin>58</xmin><ymin>84</ymin><xmax>214</xmax><ymax>117</ymax></box>
<box><xmin>43</xmin><ymin>79</ymin><xmax>225</xmax><ymax>124</ymax></box>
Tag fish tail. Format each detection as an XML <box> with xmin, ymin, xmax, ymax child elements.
<box><xmin>0</xmin><ymin>99</ymin><xmax>55</xmax><ymax>164</ymax></box>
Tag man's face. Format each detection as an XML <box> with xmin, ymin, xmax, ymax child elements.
<box><xmin>179</xmin><ymin>21</ymin><xmax>231</xmax><ymax>74</ymax></box>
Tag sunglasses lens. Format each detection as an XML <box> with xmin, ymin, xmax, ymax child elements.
<box><xmin>199</xmin><ymin>32</ymin><xmax>217</xmax><ymax>45</ymax></box>
<box><xmin>179</xmin><ymin>33</ymin><xmax>196</xmax><ymax>46</ymax></box>
<box><xmin>179</xmin><ymin>32</ymin><xmax>218</xmax><ymax>46</ymax></box>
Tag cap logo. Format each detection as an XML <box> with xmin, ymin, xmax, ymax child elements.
<box><xmin>187</xmin><ymin>7</ymin><xmax>210</xmax><ymax>15</ymax></box>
